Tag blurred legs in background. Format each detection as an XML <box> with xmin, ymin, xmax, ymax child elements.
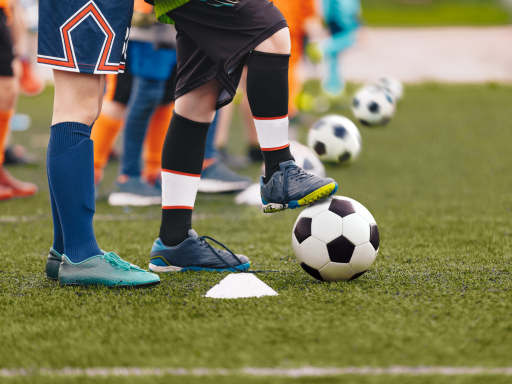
<box><xmin>0</xmin><ymin>2</ymin><xmax>37</xmax><ymax>201</ymax></box>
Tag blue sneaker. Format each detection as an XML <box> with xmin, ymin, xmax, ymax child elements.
<box><xmin>198</xmin><ymin>160</ymin><xmax>251</xmax><ymax>193</ymax></box>
<box><xmin>260</xmin><ymin>160</ymin><xmax>338</xmax><ymax>213</ymax></box>
<box><xmin>59</xmin><ymin>252</ymin><xmax>160</xmax><ymax>287</ymax></box>
<box><xmin>149</xmin><ymin>229</ymin><xmax>250</xmax><ymax>273</ymax></box>
<box><xmin>46</xmin><ymin>248</ymin><xmax>62</xmax><ymax>280</ymax></box>
<box><xmin>108</xmin><ymin>176</ymin><xmax>161</xmax><ymax>206</ymax></box>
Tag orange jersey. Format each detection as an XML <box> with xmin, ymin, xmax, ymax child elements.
<box><xmin>134</xmin><ymin>0</ymin><xmax>153</xmax><ymax>14</ymax></box>
<box><xmin>0</xmin><ymin>0</ymin><xmax>9</xmax><ymax>9</ymax></box>
<box><xmin>272</xmin><ymin>0</ymin><xmax>316</xmax><ymax>37</ymax></box>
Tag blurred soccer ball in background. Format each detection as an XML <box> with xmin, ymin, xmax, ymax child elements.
<box><xmin>351</xmin><ymin>85</ymin><xmax>395</xmax><ymax>126</ymax></box>
<box><xmin>375</xmin><ymin>76</ymin><xmax>403</xmax><ymax>102</ymax></box>
<box><xmin>292</xmin><ymin>196</ymin><xmax>379</xmax><ymax>282</ymax></box>
<box><xmin>307</xmin><ymin>115</ymin><xmax>362</xmax><ymax>163</ymax></box>
<box><xmin>289</xmin><ymin>141</ymin><xmax>326</xmax><ymax>177</ymax></box>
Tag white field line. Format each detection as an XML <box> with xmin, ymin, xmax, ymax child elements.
<box><xmin>1</xmin><ymin>366</ymin><xmax>512</xmax><ymax>378</ymax></box>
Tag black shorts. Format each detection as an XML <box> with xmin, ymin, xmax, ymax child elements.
<box><xmin>0</xmin><ymin>9</ymin><xmax>14</xmax><ymax>77</ymax></box>
<box><xmin>169</xmin><ymin>0</ymin><xmax>288</xmax><ymax>109</ymax></box>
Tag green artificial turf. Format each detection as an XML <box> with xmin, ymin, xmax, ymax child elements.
<box><xmin>361</xmin><ymin>0</ymin><xmax>511</xmax><ymax>26</ymax></box>
<box><xmin>1</xmin><ymin>84</ymin><xmax>512</xmax><ymax>382</ymax></box>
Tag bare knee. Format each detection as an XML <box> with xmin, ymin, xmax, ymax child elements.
<box><xmin>0</xmin><ymin>77</ymin><xmax>17</xmax><ymax>110</ymax></box>
<box><xmin>174</xmin><ymin>79</ymin><xmax>220</xmax><ymax>123</ymax></box>
<box><xmin>52</xmin><ymin>70</ymin><xmax>104</xmax><ymax>126</ymax></box>
<box><xmin>254</xmin><ymin>28</ymin><xmax>291</xmax><ymax>55</ymax></box>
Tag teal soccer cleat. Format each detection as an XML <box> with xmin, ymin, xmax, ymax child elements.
<box><xmin>46</xmin><ymin>248</ymin><xmax>63</xmax><ymax>280</ymax></box>
<box><xmin>149</xmin><ymin>230</ymin><xmax>250</xmax><ymax>273</ymax></box>
<box><xmin>260</xmin><ymin>160</ymin><xmax>338</xmax><ymax>213</ymax></box>
<box><xmin>59</xmin><ymin>252</ymin><xmax>160</xmax><ymax>288</ymax></box>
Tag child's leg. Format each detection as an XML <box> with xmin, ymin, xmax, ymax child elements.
<box><xmin>158</xmin><ymin>80</ymin><xmax>219</xmax><ymax>246</ymax></box>
<box><xmin>120</xmin><ymin>77</ymin><xmax>165</xmax><ymax>178</ymax></box>
<box><xmin>91</xmin><ymin>73</ymin><xmax>130</xmax><ymax>184</ymax></box>
<box><xmin>47</xmin><ymin>70</ymin><xmax>104</xmax><ymax>262</ymax></box>
<box><xmin>142</xmin><ymin>103</ymin><xmax>174</xmax><ymax>184</ymax></box>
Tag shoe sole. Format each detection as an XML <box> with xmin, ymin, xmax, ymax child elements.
<box><xmin>59</xmin><ymin>280</ymin><xmax>160</xmax><ymax>288</ymax></box>
<box><xmin>263</xmin><ymin>182</ymin><xmax>338</xmax><ymax>214</ymax></box>
<box><xmin>198</xmin><ymin>179</ymin><xmax>251</xmax><ymax>193</ymax></box>
<box><xmin>108</xmin><ymin>192</ymin><xmax>162</xmax><ymax>206</ymax></box>
<box><xmin>148</xmin><ymin>262</ymin><xmax>251</xmax><ymax>273</ymax></box>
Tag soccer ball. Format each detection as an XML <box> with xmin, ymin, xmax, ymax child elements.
<box><xmin>351</xmin><ymin>85</ymin><xmax>395</xmax><ymax>126</ymax></box>
<box><xmin>375</xmin><ymin>77</ymin><xmax>403</xmax><ymax>102</ymax></box>
<box><xmin>307</xmin><ymin>115</ymin><xmax>362</xmax><ymax>163</ymax></box>
<box><xmin>292</xmin><ymin>196</ymin><xmax>379</xmax><ymax>282</ymax></box>
<box><xmin>289</xmin><ymin>141</ymin><xmax>326</xmax><ymax>177</ymax></box>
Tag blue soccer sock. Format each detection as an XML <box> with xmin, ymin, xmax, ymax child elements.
<box><xmin>48</xmin><ymin>182</ymin><xmax>64</xmax><ymax>254</ymax></box>
<box><xmin>47</xmin><ymin>122</ymin><xmax>102</xmax><ymax>263</ymax></box>
<box><xmin>121</xmin><ymin>77</ymin><xmax>165</xmax><ymax>177</ymax></box>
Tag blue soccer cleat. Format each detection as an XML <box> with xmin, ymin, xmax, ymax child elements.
<box><xmin>149</xmin><ymin>229</ymin><xmax>250</xmax><ymax>273</ymax></box>
<box><xmin>59</xmin><ymin>252</ymin><xmax>160</xmax><ymax>288</ymax></box>
<box><xmin>260</xmin><ymin>160</ymin><xmax>338</xmax><ymax>213</ymax></box>
<box><xmin>46</xmin><ymin>248</ymin><xmax>63</xmax><ymax>280</ymax></box>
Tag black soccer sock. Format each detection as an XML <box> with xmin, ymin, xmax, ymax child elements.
<box><xmin>246</xmin><ymin>51</ymin><xmax>294</xmax><ymax>183</ymax></box>
<box><xmin>159</xmin><ymin>112</ymin><xmax>210</xmax><ymax>247</ymax></box>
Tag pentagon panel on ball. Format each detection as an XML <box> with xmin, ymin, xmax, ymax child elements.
<box><xmin>292</xmin><ymin>196</ymin><xmax>379</xmax><ymax>282</ymax></box>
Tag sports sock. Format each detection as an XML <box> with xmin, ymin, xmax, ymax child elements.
<box><xmin>159</xmin><ymin>112</ymin><xmax>210</xmax><ymax>247</ymax></box>
<box><xmin>90</xmin><ymin>113</ymin><xmax>123</xmax><ymax>184</ymax></box>
<box><xmin>246</xmin><ymin>51</ymin><xmax>294</xmax><ymax>183</ymax></box>
<box><xmin>121</xmin><ymin>77</ymin><xmax>165</xmax><ymax>177</ymax></box>
<box><xmin>47</xmin><ymin>122</ymin><xmax>102</xmax><ymax>262</ymax></box>
<box><xmin>48</xmin><ymin>182</ymin><xmax>64</xmax><ymax>254</ymax></box>
<box><xmin>142</xmin><ymin>103</ymin><xmax>173</xmax><ymax>183</ymax></box>
<box><xmin>0</xmin><ymin>109</ymin><xmax>13</xmax><ymax>165</ymax></box>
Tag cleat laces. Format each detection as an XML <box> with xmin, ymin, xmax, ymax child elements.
<box><xmin>100</xmin><ymin>252</ymin><xmax>132</xmax><ymax>271</ymax></box>
<box><xmin>198</xmin><ymin>236</ymin><xmax>248</xmax><ymax>272</ymax></box>
<box><xmin>286</xmin><ymin>164</ymin><xmax>315</xmax><ymax>183</ymax></box>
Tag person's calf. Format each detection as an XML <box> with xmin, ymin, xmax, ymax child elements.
<box><xmin>246</xmin><ymin>49</ymin><xmax>294</xmax><ymax>183</ymax></box>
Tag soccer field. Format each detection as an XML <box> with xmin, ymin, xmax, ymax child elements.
<box><xmin>1</xmin><ymin>84</ymin><xmax>512</xmax><ymax>383</ymax></box>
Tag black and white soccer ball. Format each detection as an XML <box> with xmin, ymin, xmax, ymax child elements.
<box><xmin>307</xmin><ymin>115</ymin><xmax>362</xmax><ymax>163</ymax></box>
<box><xmin>351</xmin><ymin>85</ymin><xmax>395</xmax><ymax>126</ymax></box>
<box><xmin>289</xmin><ymin>141</ymin><xmax>326</xmax><ymax>177</ymax></box>
<box><xmin>292</xmin><ymin>196</ymin><xmax>379</xmax><ymax>282</ymax></box>
<box><xmin>375</xmin><ymin>76</ymin><xmax>403</xmax><ymax>102</ymax></box>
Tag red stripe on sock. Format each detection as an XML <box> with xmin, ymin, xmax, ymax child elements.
<box><xmin>253</xmin><ymin>114</ymin><xmax>288</xmax><ymax>121</ymax></box>
<box><xmin>162</xmin><ymin>169</ymin><xmax>201</xmax><ymax>177</ymax></box>
<box><xmin>261</xmin><ymin>143</ymin><xmax>290</xmax><ymax>151</ymax></box>
<box><xmin>162</xmin><ymin>206</ymin><xmax>194</xmax><ymax>210</ymax></box>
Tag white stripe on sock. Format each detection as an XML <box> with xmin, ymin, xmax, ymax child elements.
<box><xmin>253</xmin><ymin>115</ymin><xmax>289</xmax><ymax>150</ymax></box>
<box><xmin>161</xmin><ymin>169</ymin><xmax>200</xmax><ymax>209</ymax></box>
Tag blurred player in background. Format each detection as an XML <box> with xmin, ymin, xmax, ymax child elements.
<box><xmin>0</xmin><ymin>0</ymin><xmax>37</xmax><ymax>201</ymax></box>
<box><xmin>92</xmin><ymin>0</ymin><xmax>177</xmax><ymax>205</ymax></box>
<box><xmin>309</xmin><ymin>0</ymin><xmax>361</xmax><ymax>98</ymax></box>
<box><xmin>93</xmin><ymin>1</ymin><xmax>250</xmax><ymax>207</ymax></box>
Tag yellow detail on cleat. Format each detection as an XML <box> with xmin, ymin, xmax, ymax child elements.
<box><xmin>297</xmin><ymin>183</ymin><xmax>337</xmax><ymax>207</ymax></box>
<box><xmin>263</xmin><ymin>205</ymin><xmax>286</xmax><ymax>214</ymax></box>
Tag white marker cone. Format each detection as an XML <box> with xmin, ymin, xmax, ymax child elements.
<box><xmin>204</xmin><ymin>273</ymin><xmax>278</xmax><ymax>299</ymax></box>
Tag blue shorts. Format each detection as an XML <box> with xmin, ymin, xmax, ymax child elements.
<box><xmin>37</xmin><ymin>0</ymin><xmax>133</xmax><ymax>74</ymax></box>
